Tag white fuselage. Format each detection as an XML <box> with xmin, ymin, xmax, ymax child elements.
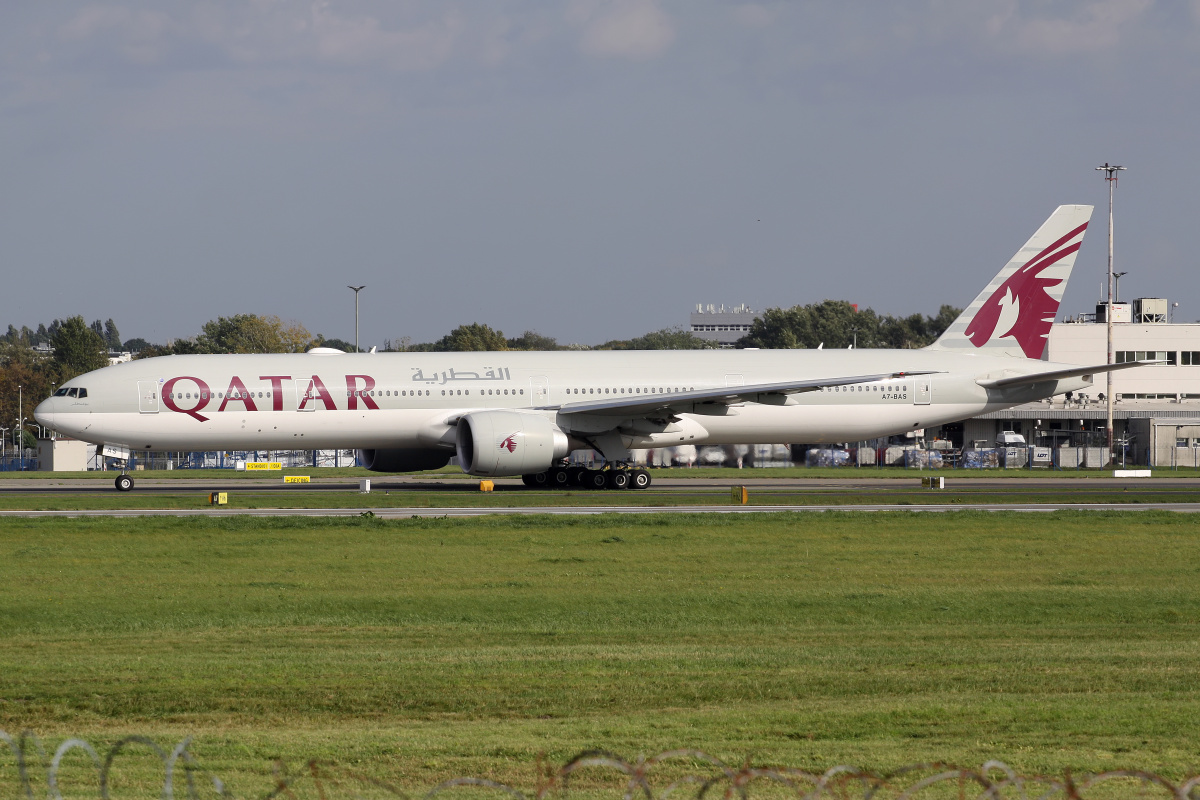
<box><xmin>35</xmin><ymin>349</ymin><xmax>1087</xmax><ymax>457</ymax></box>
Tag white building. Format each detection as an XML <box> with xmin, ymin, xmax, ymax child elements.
<box><xmin>950</xmin><ymin>298</ymin><xmax>1200</xmax><ymax>466</ymax></box>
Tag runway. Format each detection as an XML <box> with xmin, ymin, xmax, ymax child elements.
<box><xmin>2</xmin><ymin>501</ymin><xmax>1199</xmax><ymax>517</ymax></box>
<box><xmin>3</xmin><ymin>474</ymin><xmax>1200</xmax><ymax>493</ymax></box>
<box><xmin>1</xmin><ymin>473</ymin><xmax>1195</xmax><ymax>517</ymax></box>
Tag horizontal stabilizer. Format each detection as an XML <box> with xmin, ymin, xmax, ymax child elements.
<box><xmin>976</xmin><ymin>360</ymin><xmax>1160</xmax><ymax>389</ymax></box>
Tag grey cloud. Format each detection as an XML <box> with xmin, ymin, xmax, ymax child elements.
<box><xmin>307</xmin><ymin>4</ymin><xmax>464</xmax><ymax>71</ymax></box>
<box><xmin>572</xmin><ymin>0</ymin><xmax>676</xmax><ymax>60</ymax></box>
<box><xmin>4</xmin><ymin>1</ymin><xmax>1200</xmax><ymax>347</ymax></box>
<box><xmin>982</xmin><ymin>0</ymin><xmax>1156</xmax><ymax>55</ymax></box>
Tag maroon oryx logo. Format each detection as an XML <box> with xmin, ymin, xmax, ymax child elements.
<box><xmin>499</xmin><ymin>434</ymin><xmax>518</xmax><ymax>453</ymax></box>
<box><xmin>964</xmin><ymin>222</ymin><xmax>1087</xmax><ymax>359</ymax></box>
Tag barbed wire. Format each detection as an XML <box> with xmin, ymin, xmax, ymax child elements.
<box><xmin>3</xmin><ymin>733</ymin><xmax>1198</xmax><ymax>800</ymax></box>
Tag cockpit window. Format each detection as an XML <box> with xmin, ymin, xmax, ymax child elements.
<box><xmin>77</xmin><ymin>388</ymin><xmax>87</xmax><ymax>398</ymax></box>
<box><xmin>54</xmin><ymin>388</ymin><xmax>69</xmax><ymax>396</ymax></box>
<box><xmin>68</xmin><ymin>388</ymin><xmax>79</xmax><ymax>398</ymax></box>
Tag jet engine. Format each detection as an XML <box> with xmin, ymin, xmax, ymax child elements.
<box><xmin>456</xmin><ymin>410</ymin><xmax>570</xmax><ymax>477</ymax></box>
<box><xmin>357</xmin><ymin>448</ymin><xmax>453</xmax><ymax>473</ymax></box>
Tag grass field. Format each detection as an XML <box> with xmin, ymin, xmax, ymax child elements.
<box><xmin>3</xmin><ymin>511</ymin><xmax>1200</xmax><ymax>796</ymax></box>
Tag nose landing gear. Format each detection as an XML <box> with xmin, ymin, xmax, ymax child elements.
<box><xmin>115</xmin><ymin>473</ymin><xmax>134</xmax><ymax>492</ymax></box>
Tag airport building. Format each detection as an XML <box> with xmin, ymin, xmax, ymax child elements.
<box><xmin>690</xmin><ymin>303</ymin><xmax>758</xmax><ymax>346</ymax></box>
<box><xmin>943</xmin><ymin>298</ymin><xmax>1200</xmax><ymax>467</ymax></box>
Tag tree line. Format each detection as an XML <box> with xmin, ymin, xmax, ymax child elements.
<box><xmin>4</xmin><ymin>318</ymin><xmax>126</xmax><ymax>351</ymax></box>
<box><xmin>737</xmin><ymin>301</ymin><xmax>961</xmax><ymax>350</ymax></box>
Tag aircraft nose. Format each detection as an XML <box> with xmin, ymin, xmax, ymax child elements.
<box><xmin>33</xmin><ymin>399</ymin><xmax>56</xmax><ymax>429</ymax></box>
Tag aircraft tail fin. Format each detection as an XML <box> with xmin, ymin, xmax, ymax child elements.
<box><xmin>927</xmin><ymin>204</ymin><xmax>1094</xmax><ymax>360</ymax></box>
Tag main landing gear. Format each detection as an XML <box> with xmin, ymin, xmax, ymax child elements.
<box><xmin>521</xmin><ymin>466</ymin><xmax>651</xmax><ymax>490</ymax></box>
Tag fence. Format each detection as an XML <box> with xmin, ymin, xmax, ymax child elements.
<box><xmin>0</xmin><ymin>454</ymin><xmax>39</xmax><ymax>471</ymax></box>
<box><xmin>801</xmin><ymin>445</ymin><xmax>1132</xmax><ymax>470</ymax></box>
<box><xmin>4</xmin><ymin>734</ymin><xmax>1200</xmax><ymax>800</ymax></box>
<box><xmin>87</xmin><ymin>450</ymin><xmax>362</xmax><ymax>471</ymax></box>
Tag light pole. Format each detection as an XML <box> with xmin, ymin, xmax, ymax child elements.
<box><xmin>1112</xmin><ymin>271</ymin><xmax>1127</xmax><ymax>303</ymax></box>
<box><xmin>1096</xmin><ymin>162</ymin><xmax>1126</xmax><ymax>462</ymax></box>
<box><xmin>347</xmin><ymin>285</ymin><xmax>366</xmax><ymax>353</ymax></box>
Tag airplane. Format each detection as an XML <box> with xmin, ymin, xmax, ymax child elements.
<box><xmin>36</xmin><ymin>204</ymin><xmax>1146</xmax><ymax>492</ymax></box>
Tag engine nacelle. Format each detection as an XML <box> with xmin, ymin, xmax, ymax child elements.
<box><xmin>455</xmin><ymin>410</ymin><xmax>570</xmax><ymax>477</ymax></box>
<box><xmin>357</xmin><ymin>448</ymin><xmax>453</xmax><ymax>473</ymax></box>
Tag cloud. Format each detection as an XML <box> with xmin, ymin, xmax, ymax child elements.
<box><xmin>60</xmin><ymin>5</ymin><xmax>173</xmax><ymax>64</ymax></box>
<box><xmin>730</xmin><ymin>4</ymin><xmax>777</xmax><ymax>29</ymax></box>
<box><xmin>573</xmin><ymin>0</ymin><xmax>675</xmax><ymax>60</ymax></box>
<box><xmin>56</xmin><ymin>2</ymin><xmax>466</xmax><ymax>73</ymax></box>
<box><xmin>984</xmin><ymin>0</ymin><xmax>1155</xmax><ymax>54</ymax></box>
<box><xmin>307</xmin><ymin>3</ymin><xmax>463</xmax><ymax>71</ymax></box>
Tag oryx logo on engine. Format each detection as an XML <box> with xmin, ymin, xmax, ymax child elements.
<box><xmin>498</xmin><ymin>434</ymin><xmax>519</xmax><ymax>453</ymax></box>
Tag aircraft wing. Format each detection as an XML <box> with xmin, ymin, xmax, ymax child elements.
<box><xmin>976</xmin><ymin>360</ymin><xmax>1160</xmax><ymax>389</ymax></box>
<box><xmin>550</xmin><ymin>371</ymin><xmax>938</xmax><ymax>417</ymax></box>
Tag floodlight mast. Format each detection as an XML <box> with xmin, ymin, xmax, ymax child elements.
<box><xmin>1096</xmin><ymin>162</ymin><xmax>1126</xmax><ymax>462</ymax></box>
<box><xmin>347</xmin><ymin>285</ymin><xmax>366</xmax><ymax>353</ymax></box>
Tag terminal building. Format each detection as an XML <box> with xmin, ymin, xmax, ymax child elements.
<box><xmin>690</xmin><ymin>303</ymin><xmax>758</xmax><ymax>346</ymax></box>
<box><xmin>944</xmin><ymin>298</ymin><xmax>1200</xmax><ymax>467</ymax></box>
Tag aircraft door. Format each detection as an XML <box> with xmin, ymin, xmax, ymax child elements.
<box><xmin>296</xmin><ymin>379</ymin><xmax>329</xmax><ymax>412</ymax></box>
<box><xmin>137</xmin><ymin>381</ymin><xmax>160</xmax><ymax>413</ymax></box>
<box><xmin>530</xmin><ymin>376</ymin><xmax>549</xmax><ymax>406</ymax></box>
<box><xmin>915</xmin><ymin>376</ymin><xmax>931</xmax><ymax>405</ymax></box>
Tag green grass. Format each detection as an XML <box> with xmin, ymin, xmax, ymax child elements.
<box><xmin>3</xmin><ymin>512</ymin><xmax>1200</xmax><ymax>796</ymax></box>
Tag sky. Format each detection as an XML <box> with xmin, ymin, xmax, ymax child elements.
<box><xmin>3</xmin><ymin>1</ymin><xmax>1200</xmax><ymax>348</ymax></box>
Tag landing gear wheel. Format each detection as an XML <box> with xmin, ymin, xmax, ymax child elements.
<box><xmin>548</xmin><ymin>467</ymin><xmax>571</xmax><ymax>489</ymax></box>
<box><xmin>568</xmin><ymin>467</ymin><xmax>587</xmax><ymax>486</ymax></box>
<box><xmin>607</xmin><ymin>469</ymin><xmax>631</xmax><ymax>490</ymax></box>
<box><xmin>115</xmin><ymin>474</ymin><xmax>134</xmax><ymax>492</ymax></box>
<box><xmin>521</xmin><ymin>474</ymin><xmax>536</xmax><ymax>487</ymax></box>
<box><xmin>585</xmin><ymin>470</ymin><xmax>608</xmax><ymax>490</ymax></box>
<box><xmin>528</xmin><ymin>471</ymin><xmax>551</xmax><ymax>488</ymax></box>
<box><xmin>632</xmin><ymin>469</ymin><xmax>651</xmax><ymax>489</ymax></box>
